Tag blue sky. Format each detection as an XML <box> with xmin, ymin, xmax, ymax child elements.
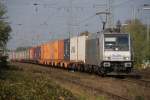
<box><xmin>4</xmin><ymin>0</ymin><xmax>150</xmax><ymax>49</ymax></box>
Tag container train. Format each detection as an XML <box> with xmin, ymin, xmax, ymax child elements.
<box><xmin>10</xmin><ymin>31</ymin><xmax>133</xmax><ymax>75</ymax></box>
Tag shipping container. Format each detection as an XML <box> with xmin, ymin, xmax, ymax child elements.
<box><xmin>41</xmin><ymin>44</ymin><xmax>44</xmax><ymax>61</ymax></box>
<box><xmin>8</xmin><ymin>52</ymin><xmax>12</xmax><ymax>60</ymax></box>
<box><xmin>20</xmin><ymin>51</ymin><xmax>24</xmax><ymax>61</ymax></box>
<box><xmin>40</xmin><ymin>40</ymin><xmax>64</xmax><ymax>63</ymax></box>
<box><xmin>58</xmin><ymin>40</ymin><xmax>64</xmax><ymax>60</ymax></box>
<box><xmin>70</xmin><ymin>36</ymin><xmax>87</xmax><ymax>62</ymax></box>
<box><xmin>64</xmin><ymin>39</ymin><xmax>70</xmax><ymax>60</ymax></box>
<box><xmin>53</xmin><ymin>41</ymin><xmax>59</xmax><ymax>60</ymax></box>
<box><xmin>29</xmin><ymin>47</ymin><xmax>35</xmax><ymax>61</ymax></box>
<box><xmin>49</xmin><ymin>42</ymin><xmax>54</xmax><ymax>60</ymax></box>
<box><xmin>21</xmin><ymin>51</ymin><xmax>25</xmax><ymax>60</ymax></box>
<box><xmin>46</xmin><ymin>42</ymin><xmax>51</xmax><ymax>60</ymax></box>
<box><xmin>12</xmin><ymin>49</ymin><xmax>29</xmax><ymax>61</ymax></box>
<box><xmin>15</xmin><ymin>52</ymin><xmax>18</xmax><ymax>60</ymax></box>
<box><xmin>40</xmin><ymin>42</ymin><xmax>52</xmax><ymax>61</ymax></box>
<box><xmin>10</xmin><ymin>51</ymin><xmax>15</xmax><ymax>61</ymax></box>
<box><xmin>18</xmin><ymin>51</ymin><xmax>23</xmax><ymax>61</ymax></box>
<box><xmin>15</xmin><ymin>51</ymin><xmax>22</xmax><ymax>61</ymax></box>
<box><xmin>41</xmin><ymin>44</ymin><xmax>44</xmax><ymax>60</ymax></box>
<box><xmin>26</xmin><ymin>49</ymin><xmax>30</xmax><ymax>60</ymax></box>
<box><xmin>34</xmin><ymin>46</ymin><xmax>41</xmax><ymax>61</ymax></box>
<box><xmin>12</xmin><ymin>51</ymin><xmax>16</xmax><ymax>60</ymax></box>
<box><xmin>52</xmin><ymin>40</ymin><xmax>64</xmax><ymax>60</ymax></box>
<box><xmin>22</xmin><ymin>50</ymin><xmax>25</xmax><ymax>60</ymax></box>
<box><xmin>11</xmin><ymin>51</ymin><xmax>24</xmax><ymax>61</ymax></box>
<box><xmin>16</xmin><ymin>51</ymin><xmax>20</xmax><ymax>61</ymax></box>
<box><xmin>22</xmin><ymin>50</ymin><xmax>26</xmax><ymax>60</ymax></box>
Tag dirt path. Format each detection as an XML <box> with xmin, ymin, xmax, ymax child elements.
<box><xmin>11</xmin><ymin>62</ymin><xmax>150</xmax><ymax>100</ymax></box>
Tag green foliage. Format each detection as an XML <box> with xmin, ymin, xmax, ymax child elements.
<box><xmin>0</xmin><ymin>21</ymin><xmax>11</xmax><ymax>47</ymax></box>
<box><xmin>124</xmin><ymin>19</ymin><xmax>149</xmax><ymax>67</ymax></box>
<box><xmin>0</xmin><ymin>2</ymin><xmax>11</xmax><ymax>48</ymax></box>
<box><xmin>135</xmin><ymin>96</ymin><xmax>145</xmax><ymax>100</ymax></box>
<box><xmin>0</xmin><ymin>68</ymin><xmax>77</xmax><ymax>100</ymax></box>
<box><xmin>0</xmin><ymin>56</ymin><xmax>8</xmax><ymax>68</ymax></box>
<box><xmin>0</xmin><ymin>3</ymin><xmax>5</xmax><ymax>17</ymax></box>
<box><xmin>80</xmin><ymin>31</ymin><xmax>90</xmax><ymax>36</ymax></box>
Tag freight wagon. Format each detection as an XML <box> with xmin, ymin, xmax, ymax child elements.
<box><xmin>10</xmin><ymin>32</ymin><xmax>133</xmax><ymax>75</ymax></box>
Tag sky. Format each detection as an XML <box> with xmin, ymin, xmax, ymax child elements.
<box><xmin>3</xmin><ymin>0</ymin><xmax>150</xmax><ymax>49</ymax></box>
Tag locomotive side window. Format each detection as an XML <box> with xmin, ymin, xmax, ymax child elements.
<box><xmin>105</xmin><ymin>37</ymin><xmax>116</xmax><ymax>51</ymax></box>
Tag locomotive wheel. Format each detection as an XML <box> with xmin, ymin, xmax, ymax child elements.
<box><xmin>68</xmin><ymin>65</ymin><xmax>71</xmax><ymax>71</ymax></box>
<box><xmin>88</xmin><ymin>65</ymin><xmax>92</xmax><ymax>73</ymax></box>
<box><xmin>70</xmin><ymin>64</ymin><xmax>75</xmax><ymax>71</ymax></box>
<box><xmin>126</xmin><ymin>68</ymin><xmax>132</xmax><ymax>74</ymax></box>
<box><xmin>98</xmin><ymin>67</ymin><xmax>106</xmax><ymax>76</ymax></box>
<box><xmin>80</xmin><ymin>65</ymin><xmax>84</xmax><ymax>72</ymax></box>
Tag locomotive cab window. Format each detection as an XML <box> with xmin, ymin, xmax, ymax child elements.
<box><xmin>104</xmin><ymin>34</ymin><xmax>129</xmax><ymax>51</ymax></box>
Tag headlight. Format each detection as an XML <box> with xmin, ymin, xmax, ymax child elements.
<box><xmin>123</xmin><ymin>57</ymin><xmax>129</xmax><ymax>60</ymax></box>
<box><xmin>103</xmin><ymin>62</ymin><xmax>111</xmax><ymax>67</ymax></box>
<box><xmin>124</xmin><ymin>62</ymin><xmax>132</xmax><ymax>67</ymax></box>
<box><xmin>104</xmin><ymin>56</ymin><xmax>111</xmax><ymax>60</ymax></box>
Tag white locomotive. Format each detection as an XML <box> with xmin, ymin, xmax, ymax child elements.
<box><xmin>85</xmin><ymin>31</ymin><xmax>133</xmax><ymax>75</ymax></box>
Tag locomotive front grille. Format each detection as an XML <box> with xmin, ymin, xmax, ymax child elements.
<box><xmin>109</xmin><ymin>62</ymin><xmax>132</xmax><ymax>72</ymax></box>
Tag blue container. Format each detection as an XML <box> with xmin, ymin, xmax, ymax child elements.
<box><xmin>64</xmin><ymin>39</ymin><xmax>70</xmax><ymax>60</ymax></box>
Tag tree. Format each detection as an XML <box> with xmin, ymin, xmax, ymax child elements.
<box><xmin>0</xmin><ymin>2</ymin><xmax>11</xmax><ymax>67</ymax></box>
<box><xmin>80</xmin><ymin>31</ymin><xmax>90</xmax><ymax>36</ymax></box>
<box><xmin>124</xmin><ymin>19</ymin><xmax>149</xmax><ymax>67</ymax></box>
<box><xmin>0</xmin><ymin>21</ymin><xmax>11</xmax><ymax>47</ymax></box>
<box><xmin>0</xmin><ymin>3</ymin><xmax>11</xmax><ymax>48</ymax></box>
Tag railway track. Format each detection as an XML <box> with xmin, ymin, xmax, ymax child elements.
<box><xmin>51</xmin><ymin>67</ymin><xmax>150</xmax><ymax>89</ymax></box>
<box><xmin>21</xmin><ymin>62</ymin><xmax>150</xmax><ymax>88</ymax></box>
<box><xmin>73</xmin><ymin>69</ymin><xmax>150</xmax><ymax>88</ymax></box>
<box><xmin>123</xmin><ymin>78</ymin><xmax>150</xmax><ymax>88</ymax></box>
<box><xmin>107</xmin><ymin>73</ymin><xmax>150</xmax><ymax>88</ymax></box>
<box><xmin>53</xmin><ymin>76</ymin><xmax>129</xmax><ymax>100</ymax></box>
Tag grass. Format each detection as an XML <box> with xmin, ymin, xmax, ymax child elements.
<box><xmin>3</xmin><ymin>63</ymin><xmax>147</xmax><ymax>100</ymax></box>
<box><xmin>0</xmin><ymin>65</ymin><xmax>77</xmax><ymax>100</ymax></box>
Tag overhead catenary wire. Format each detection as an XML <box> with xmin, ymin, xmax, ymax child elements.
<box><xmin>34</xmin><ymin>0</ymin><xmax>138</xmax><ymax>26</ymax></box>
<box><xmin>74</xmin><ymin>0</ymin><xmax>139</xmax><ymax>24</ymax></box>
<box><xmin>109</xmin><ymin>0</ymin><xmax>137</xmax><ymax>9</ymax></box>
<box><xmin>77</xmin><ymin>14</ymin><xmax>97</xmax><ymax>25</ymax></box>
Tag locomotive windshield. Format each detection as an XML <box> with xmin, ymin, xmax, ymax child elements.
<box><xmin>104</xmin><ymin>34</ymin><xmax>129</xmax><ymax>51</ymax></box>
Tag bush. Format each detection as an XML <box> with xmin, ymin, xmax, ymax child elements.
<box><xmin>0</xmin><ymin>69</ymin><xmax>77</xmax><ymax>100</ymax></box>
<box><xmin>0</xmin><ymin>56</ymin><xmax>9</xmax><ymax>69</ymax></box>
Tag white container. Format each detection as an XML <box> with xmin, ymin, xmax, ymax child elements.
<box><xmin>19</xmin><ymin>51</ymin><xmax>22</xmax><ymax>60</ymax></box>
<box><xmin>13</xmin><ymin>52</ymin><xmax>16</xmax><ymax>60</ymax></box>
<box><xmin>15</xmin><ymin>52</ymin><xmax>20</xmax><ymax>60</ymax></box>
<box><xmin>26</xmin><ymin>49</ymin><xmax>30</xmax><ymax>60</ymax></box>
<box><xmin>22</xmin><ymin>51</ymin><xmax>25</xmax><ymax>60</ymax></box>
<box><xmin>9</xmin><ymin>52</ymin><xmax>13</xmax><ymax>60</ymax></box>
<box><xmin>70</xmin><ymin>36</ymin><xmax>87</xmax><ymax>62</ymax></box>
<box><xmin>16</xmin><ymin>51</ymin><xmax>24</xmax><ymax>61</ymax></box>
<box><xmin>23</xmin><ymin>50</ymin><xmax>26</xmax><ymax>60</ymax></box>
